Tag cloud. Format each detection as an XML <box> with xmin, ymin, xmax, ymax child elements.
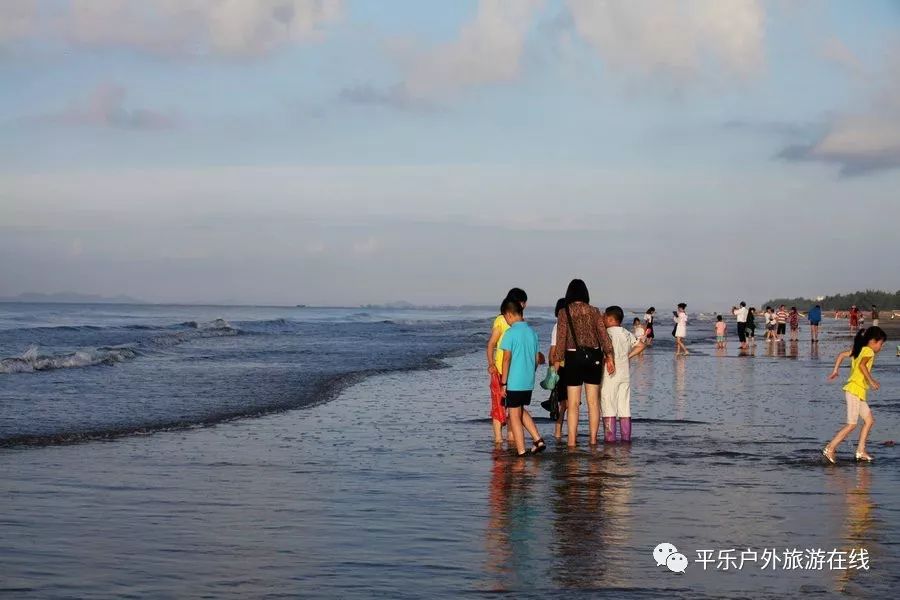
<box><xmin>1</xmin><ymin>0</ymin><xmax>343</xmax><ymax>58</ymax></box>
<box><xmin>398</xmin><ymin>0</ymin><xmax>546</xmax><ymax>99</ymax></box>
<box><xmin>821</xmin><ymin>37</ymin><xmax>869</xmax><ymax>79</ymax></box>
<box><xmin>338</xmin><ymin>83</ymin><xmax>436</xmax><ymax>112</ymax></box>
<box><xmin>778</xmin><ymin>49</ymin><xmax>900</xmax><ymax>176</ymax></box>
<box><xmin>31</xmin><ymin>83</ymin><xmax>179</xmax><ymax>131</ymax></box>
<box><xmin>565</xmin><ymin>0</ymin><xmax>766</xmax><ymax>84</ymax></box>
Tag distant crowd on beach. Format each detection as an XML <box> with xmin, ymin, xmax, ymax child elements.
<box><xmin>486</xmin><ymin>284</ymin><xmax>891</xmax><ymax>464</ymax></box>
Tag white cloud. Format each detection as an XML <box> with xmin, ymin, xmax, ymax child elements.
<box><xmin>1</xmin><ymin>0</ymin><xmax>343</xmax><ymax>57</ymax></box>
<box><xmin>29</xmin><ymin>83</ymin><xmax>179</xmax><ymax>130</ymax></box>
<box><xmin>400</xmin><ymin>0</ymin><xmax>545</xmax><ymax>99</ymax></box>
<box><xmin>780</xmin><ymin>47</ymin><xmax>900</xmax><ymax>175</ymax></box>
<box><xmin>821</xmin><ymin>37</ymin><xmax>869</xmax><ymax>79</ymax></box>
<box><xmin>565</xmin><ymin>0</ymin><xmax>766</xmax><ymax>83</ymax></box>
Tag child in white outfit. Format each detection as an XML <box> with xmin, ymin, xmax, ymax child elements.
<box><xmin>602</xmin><ymin>306</ymin><xmax>647</xmax><ymax>443</ymax></box>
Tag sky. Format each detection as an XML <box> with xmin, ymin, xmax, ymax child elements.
<box><xmin>1</xmin><ymin>0</ymin><xmax>899</xmax><ymax>309</ymax></box>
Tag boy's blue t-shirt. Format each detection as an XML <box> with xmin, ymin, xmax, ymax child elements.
<box><xmin>498</xmin><ymin>321</ymin><xmax>539</xmax><ymax>392</ymax></box>
<box><xmin>808</xmin><ymin>306</ymin><xmax>822</xmax><ymax>322</ymax></box>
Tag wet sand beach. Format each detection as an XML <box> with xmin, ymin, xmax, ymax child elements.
<box><xmin>3</xmin><ymin>321</ymin><xmax>899</xmax><ymax>598</ymax></box>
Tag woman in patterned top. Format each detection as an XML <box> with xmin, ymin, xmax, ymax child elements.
<box><xmin>551</xmin><ymin>279</ymin><xmax>615</xmax><ymax>447</ymax></box>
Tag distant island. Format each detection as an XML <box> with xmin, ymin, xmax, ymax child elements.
<box><xmin>0</xmin><ymin>292</ymin><xmax>144</xmax><ymax>304</ymax></box>
<box><xmin>763</xmin><ymin>289</ymin><xmax>900</xmax><ymax>310</ymax></box>
<box><xmin>361</xmin><ymin>301</ymin><xmax>417</xmax><ymax>310</ymax></box>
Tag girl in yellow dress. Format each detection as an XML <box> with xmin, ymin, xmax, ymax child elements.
<box><xmin>823</xmin><ymin>326</ymin><xmax>887</xmax><ymax>463</ymax></box>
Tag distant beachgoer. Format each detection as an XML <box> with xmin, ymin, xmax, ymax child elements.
<box><xmin>548</xmin><ymin>298</ymin><xmax>568</xmax><ymax>440</ymax></box>
<box><xmin>871</xmin><ymin>305</ymin><xmax>879</xmax><ymax>327</ymax></box>
<box><xmin>789</xmin><ymin>307</ymin><xmax>800</xmax><ymax>342</ymax></box>
<box><xmin>808</xmin><ymin>304</ymin><xmax>822</xmax><ymax>343</ymax></box>
<box><xmin>849</xmin><ymin>305</ymin><xmax>859</xmax><ymax>332</ymax></box>
<box><xmin>497</xmin><ymin>298</ymin><xmax>545</xmax><ymax>456</ymax></box>
<box><xmin>551</xmin><ymin>279</ymin><xmax>615</xmax><ymax>447</ymax></box>
<box><xmin>487</xmin><ymin>287</ymin><xmax>528</xmax><ymax>444</ymax></box>
<box><xmin>643</xmin><ymin>307</ymin><xmax>656</xmax><ymax>345</ymax></box>
<box><xmin>764</xmin><ymin>307</ymin><xmax>776</xmax><ymax>341</ymax></box>
<box><xmin>775</xmin><ymin>305</ymin><xmax>788</xmax><ymax>342</ymax></box>
<box><xmin>746</xmin><ymin>307</ymin><xmax>757</xmax><ymax>345</ymax></box>
<box><xmin>601</xmin><ymin>306</ymin><xmax>646</xmax><ymax>443</ymax></box>
<box><xmin>822</xmin><ymin>326</ymin><xmax>887</xmax><ymax>464</ymax></box>
<box><xmin>632</xmin><ymin>317</ymin><xmax>645</xmax><ymax>342</ymax></box>
<box><xmin>715</xmin><ymin>315</ymin><xmax>726</xmax><ymax>349</ymax></box>
<box><xmin>732</xmin><ymin>302</ymin><xmax>748</xmax><ymax>349</ymax></box>
<box><xmin>674</xmin><ymin>303</ymin><xmax>689</xmax><ymax>356</ymax></box>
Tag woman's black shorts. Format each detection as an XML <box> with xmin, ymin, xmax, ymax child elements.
<box><xmin>563</xmin><ymin>350</ymin><xmax>603</xmax><ymax>387</ymax></box>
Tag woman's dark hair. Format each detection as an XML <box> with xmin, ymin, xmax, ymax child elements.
<box><xmin>565</xmin><ymin>279</ymin><xmax>590</xmax><ymax>305</ymax></box>
<box><xmin>500</xmin><ymin>297</ymin><xmax>523</xmax><ymax>317</ymax></box>
<box><xmin>506</xmin><ymin>288</ymin><xmax>527</xmax><ymax>306</ymax></box>
<box><xmin>717</xmin><ymin>315</ymin><xmax>723</xmax><ymax>321</ymax></box>
<box><xmin>647</xmin><ymin>307</ymin><xmax>656</xmax><ymax>314</ymax></box>
<box><xmin>554</xmin><ymin>297</ymin><xmax>566</xmax><ymax>317</ymax></box>
<box><xmin>749</xmin><ymin>307</ymin><xmax>756</xmax><ymax>314</ymax></box>
<box><xmin>851</xmin><ymin>326</ymin><xmax>886</xmax><ymax>358</ymax></box>
<box><xmin>677</xmin><ymin>302</ymin><xmax>687</xmax><ymax>309</ymax></box>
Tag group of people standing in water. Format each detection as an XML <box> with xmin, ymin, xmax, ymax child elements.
<box><xmin>487</xmin><ymin>280</ymin><xmax>651</xmax><ymax>456</ymax></box>
<box><xmin>486</xmin><ymin>283</ymin><xmax>890</xmax><ymax>464</ymax></box>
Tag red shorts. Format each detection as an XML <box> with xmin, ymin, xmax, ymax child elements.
<box><xmin>489</xmin><ymin>372</ymin><xmax>507</xmax><ymax>424</ymax></box>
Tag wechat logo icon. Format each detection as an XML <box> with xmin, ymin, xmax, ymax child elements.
<box><xmin>653</xmin><ymin>542</ymin><xmax>688</xmax><ymax>574</ymax></box>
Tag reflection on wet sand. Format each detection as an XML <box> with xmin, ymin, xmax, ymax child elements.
<box><xmin>547</xmin><ymin>447</ymin><xmax>635</xmax><ymax>589</ymax></box>
<box><xmin>825</xmin><ymin>467</ymin><xmax>876</xmax><ymax>595</ymax></box>
<box><xmin>788</xmin><ymin>340</ymin><xmax>799</xmax><ymax>358</ymax></box>
<box><xmin>484</xmin><ymin>450</ymin><xmax>540</xmax><ymax>592</ymax></box>
<box><xmin>674</xmin><ymin>357</ymin><xmax>686</xmax><ymax>420</ymax></box>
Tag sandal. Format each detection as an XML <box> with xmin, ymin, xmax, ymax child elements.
<box><xmin>822</xmin><ymin>447</ymin><xmax>836</xmax><ymax>464</ymax></box>
<box><xmin>530</xmin><ymin>438</ymin><xmax>547</xmax><ymax>454</ymax></box>
<box><xmin>855</xmin><ymin>451</ymin><xmax>873</xmax><ymax>462</ymax></box>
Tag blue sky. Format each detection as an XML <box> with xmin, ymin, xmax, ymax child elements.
<box><xmin>2</xmin><ymin>0</ymin><xmax>899</xmax><ymax>307</ymax></box>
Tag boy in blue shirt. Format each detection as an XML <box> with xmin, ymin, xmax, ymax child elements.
<box><xmin>808</xmin><ymin>304</ymin><xmax>822</xmax><ymax>343</ymax></box>
<box><xmin>498</xmin><ymin>298</ymin><xmax>546</xmax><ymax>456</ymax></box>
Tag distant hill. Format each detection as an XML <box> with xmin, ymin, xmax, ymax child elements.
<box><xmin>763</xmin><ymin>289</ymin><xmax>900</xmax><ymax>310</ymax></box>
<box><xmin>0</xmin><ymin>292</ymin><xmax>144</xmax><ymax>304</ymax></box>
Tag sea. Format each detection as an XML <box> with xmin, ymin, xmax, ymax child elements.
<box><xmin>2</xmin><ymin>303</ymin><xmax>899</xmax><ymax>598</ymax></box>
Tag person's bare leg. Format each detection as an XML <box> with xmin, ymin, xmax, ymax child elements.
<box><xmin>492</xmin><ymin>418</ymin><xmax>502</xmax><ymax>444</ymax></box>
<box><xmin>856</xmin><ymin>411</ymin><xmax>874</xmax><ymax>459</ymax></box>
<box><xmin>521</xmin><ymin>409</ymin><xmax>541</xmax><ymax>445</ymax></box>
<box><xmin>824</xmin><ymin>423</ymin><xmax>857</xmax><ymax>460</ymax></box>
<box><xmin>566</xmin><ymin>386</ymin><xmax>581</xmax><ymax>447</ymax></box>
<box><xmin>509</xmin><ymin>407</ymin><xmax>526</xmax><ymax>455</ymax></box>
<box><xmin>586</xmin><ymin>383</ymin><xmax>601</xmax><ymax>445</ymax></box>
<box><xmin>554</xmin><ymin>403</ymin><xmax>567</xmax><ymax>439</ymax></box>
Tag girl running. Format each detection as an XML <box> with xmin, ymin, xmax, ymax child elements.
<box><xmin>822</xmin><ymin>326</ymin><xmax>887</xmax><ymax>464</ymax></box>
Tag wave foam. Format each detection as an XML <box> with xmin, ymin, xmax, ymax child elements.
<box><xmin>0</xmin><ymin>345</ymin><xmax>139</xmax><ymax>373</ymax></box>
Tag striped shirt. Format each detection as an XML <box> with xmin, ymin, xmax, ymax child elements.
<box><xmin>776</xmin><ymin>309</ymin><xmax>787</xmax><ymax>324</ymax></box>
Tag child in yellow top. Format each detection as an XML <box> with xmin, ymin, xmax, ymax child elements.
<box><xmin>822</xmin><ymin>326</ymin><xmax>887</xmax><ymax>463</ymax></box>
<box><xmin>487</xmin><ymin>288</ymin><xmax>527</xmax><ymax>444</ymax></box>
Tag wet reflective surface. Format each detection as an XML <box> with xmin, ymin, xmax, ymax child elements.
<box><xmin>3</xmin><ymin>322</ymin><xmax>899</xmax><ymax>598</ymax></box>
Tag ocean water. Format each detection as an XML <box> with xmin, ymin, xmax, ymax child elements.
<box><xmin>2</xmin><ymin>304</ymin><xmax>899</xmax><ymax>598</ymax></box>
<box><xmin>0</xmin><ymin>303</ymin><xmax>506</xmax><ymax>445</ymax></box>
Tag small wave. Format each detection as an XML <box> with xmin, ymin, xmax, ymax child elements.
<box><xmin>178</xmin><ymin>318</ymin><xmax>233</xmax><ymax>330</ymax></box>
<box><xmin>0</xmin><ymin>344</ymin><xmax>139</xmax><ymax>373</ymax></box>
<box><xmin>1</xmin><ymin>318</ymin><xmax>238</xmax><ymax>374</ymax></box>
